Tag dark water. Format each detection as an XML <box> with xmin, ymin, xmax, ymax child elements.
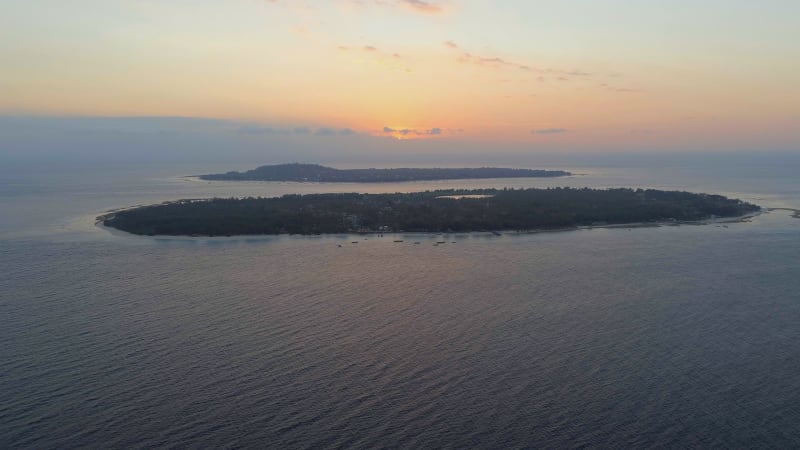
<box><xmin>2</xmin><ymin>157</ymin><xmax>800</xmax><ymax>448</ymax></box>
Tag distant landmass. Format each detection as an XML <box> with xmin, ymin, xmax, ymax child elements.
<box><xmin>102</xmin><ymin>188</ymin><xmax>759</xmax><ymax>236</ymax></box>
<box><xmin>197</xmin><ymin>163</ymin><xmax>571</xmax><ymax>182</ymax></box>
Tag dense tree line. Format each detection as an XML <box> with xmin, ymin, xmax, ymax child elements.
<box><xmin>104</xmin><ymin>188</ymin><xmax>759</xmax><ymax>236</ymax></box>
<box><xmin>198</xmin><ymin>163</ymin><xmax>570</xmax><ymax>182</ymax></box>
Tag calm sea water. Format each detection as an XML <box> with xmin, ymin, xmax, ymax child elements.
<box><xmin>2</xmin><ymin>156</ymin><xmax>800</xmax><ymax>448</ymax></box>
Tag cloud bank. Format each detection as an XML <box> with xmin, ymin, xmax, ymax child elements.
<box><xmin>534</xmin><ymin>128</ymin><xmax>568</xmax><ymax>135</ymax></box>
<box><xmin>383</xmin><ymin>126</ymin><xmax>446</xmax><ymax>136</ymax></box>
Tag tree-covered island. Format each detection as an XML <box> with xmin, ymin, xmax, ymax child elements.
<box><xmin>197</xmin><ymin>163</ymin><xmax>570</xmax><ymax>182</ymax></box>
<box><xmin>103</xmin><ymin>188</ymin><xmax>759</xmax><ymax>236</ymax></box>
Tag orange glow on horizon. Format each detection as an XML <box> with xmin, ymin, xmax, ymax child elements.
<box><xmin>1</xmin><ymin>0</ymin><xmax>797</xmax><ymax>151</ymax></box>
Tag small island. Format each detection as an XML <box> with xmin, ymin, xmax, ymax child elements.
<box><xmin>197</xmin><ymin>163</ymin><xmax>571</xmax><ymax>182</ymax></box>
<box><xmin>102</xmin><ymin>188</ymin><xmax>759</xmax><ymax>236</ymax></box>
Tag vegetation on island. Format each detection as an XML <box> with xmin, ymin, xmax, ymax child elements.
<box><xmin>198</xmin><ymin>163</ymin><xmax>570</xmax><ymax>182</ymax></box>
<box><xmin>103</xmin><ymin>188</ymin><xmax>759</xmax><ymax>236</ymax></box>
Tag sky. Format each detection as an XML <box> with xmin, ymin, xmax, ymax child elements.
<box><xmin>1</xmin><ymin>0</ymin><xmax>799</xmax><ymax>161</ymax></box>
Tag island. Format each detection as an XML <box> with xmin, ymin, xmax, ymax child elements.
<box><xmin>197</xmin><ymin>163</ymin><xmax>571</xmax><ymax>182</ymax></box>
<box><xmin>102</xmin><ymin>188</ymin><xmax>759</xmax><ymax>236</ymax></box>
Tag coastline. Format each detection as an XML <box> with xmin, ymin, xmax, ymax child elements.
<box><xmin>193</xmin><ymin>164</ymin><xmax>573</xmax><ymax>183</ymax></box>
<box><xmin>767</xmin><ymin>207</ymin><xmax>800</xmax><ymax>219</ymax></box>
<box><xmin>95</xmin><ymin>199</ymin><xmax>207</xmax><ymax>224</ymax></box>
<box><xmin>96</xmin><ymin>202</ymin><xmax>764</xmax><ymax>240</ymax></box>
<box><xmin>181</xmin><ymin>174</ymin><xmax>578</xmax><ymax>185</ymax></box>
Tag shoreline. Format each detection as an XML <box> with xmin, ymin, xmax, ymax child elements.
<box><xmin>96</xmin><ymin>203</ymin><xmax>764</xmax><ymax>240</ymax></box>
<box><xmin>767</xmin><ymin>207</ymin><xmax>800</xmax><ymax>219</ymax></box>
<box><xmin>95</xmin><ymin>198</ymin><xmax>208</xmax><ymax>224</ymax></box>
<box><xmin>181</xmin><ymin>174</ymin><xmax>579</xmax><ymax>185</ymax></box>
<box><xmin>192</xmin><ymin>163</ymin><xmax>573</xmax><ymax>183</ymax></box>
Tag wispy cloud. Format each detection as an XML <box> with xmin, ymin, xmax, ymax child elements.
<box><xmin>399</xmin><ymin>0</ymin><xmax>443</xmax><ymax>14</ymax></box>
<box><xmin>351</xmin><ymin>0</ymin><xmax>443</xmax><ymax>15</ymax></box>
<box><xmin>314</xmin><ymin>127</ymin><xmax>337</xmax><ymax>136</ymax></box>
<box><xmin>598</xmin><ymin>83</ymin><xmax>643</xmax><ymax>93</ymax></box>
<box><xmin>383</xmin><ymin>126</ymin><xmax>446</xmax><ymax>136</ymax></box>
<box><xmin>445</xmin><ymin>43</ymin><xmax>598</xmax><ymax>82</ymax></box>
<box><xmin>454</xmin><ymin>49</ymin><xmax>539</xmax><ymax>73</ymax></box>
<box><xmin>533</xmin><ymin>128</ymin><xmax>568</xmax><ymax>135</ymax></box>
<box><xmin>312</xmin><ymin>127</ymin><xmax>359</xmax><ymax>136</ymax></box>
<box><xmin>337</xmin><ymin>44</ymin><xmax>409</xmax><ymax>70</ymax></box>
<box><xmin>238</xmin><ymin>124</ymin><xmax>358</xmax><ymax>137</ymax></box>
<box><xmin>238</xmin><ymin>125</ymin><xmax>274</xmax><ymax>135</ymax></box>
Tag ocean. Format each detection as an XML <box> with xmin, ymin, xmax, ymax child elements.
<box><xmin>1</xmin><ymin>154</ymin><xmax>799</xmax><ymax>448</ymax></box>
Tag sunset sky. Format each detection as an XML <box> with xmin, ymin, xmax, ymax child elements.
<box><xmin>2</xmin><ymin>0</ymin><xmax>799</xmax><ymax>154</ymax></box>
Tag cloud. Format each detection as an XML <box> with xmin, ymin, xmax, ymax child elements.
<box><xmin>457</xmin><ymin>51</ymin><xmax>534</xmax><ymax>73</ymax></box>
<box><xmin>354</xmin><ymin>0</ymin><xmax>443</xmax><ymax>15</ymax></box>
<box><xmin>238</xmin><ymin>125</ymin><xmax>274</xmax><ymax>134</ymax></box>
<box><xmin>383</xmin><ymin>126</ymin><xmax>445</xmax><ymax>136</ymax></box>
<box><xmin>312</xmin><ymin>127</ymin><xmax>357</xmax><ymax>136</ymax></box>
<box><xmin>598</xmin><ymin>82</ymin><xmax>643</xmax><ymax>93</ymax></box>
<box><xmin>534</xmin><ymin>128</ymin><xmax>568</xmax><ymax>135</ymax></box>
<box><xmin>450</xmin><ymin>44</ymin><xmax>602</xmax><ymax>83</ymax></box>
<box><xmin>314</xmin><ymin>127</ymin><xmax>337</xmax><ymax>136</ymax></box>
<box><xmin>338</xmin><ymin>43</ymin><xmax>407</xmax><ymax>68</ymax></box>
<box><xmin>479</xmin><ymin>56</ymin><xmax>510</xmax><ymax>65</ymax></box>
<box><xmin>478</xmin><ymin>56</ymin><xmax>511</xmax><ymax>66</ymax></box>
<box><xmin>567</xmin><ymin>70</ymin><xmax>592</xmax><ymax>77</ymax></box>
<box><xmin>237</xmin><ymin>124</ymin><xmax>361</xmax><ymax>137</ymax></box>
<box><xmin>400</xmin><ymin>0</ymin><xmax>442</xmax><ymax>14</ymax></box>
<box><xmin>233</xmin><ymin>125</ymin><xmax>433</xmax><ymax>139</ymax></box>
